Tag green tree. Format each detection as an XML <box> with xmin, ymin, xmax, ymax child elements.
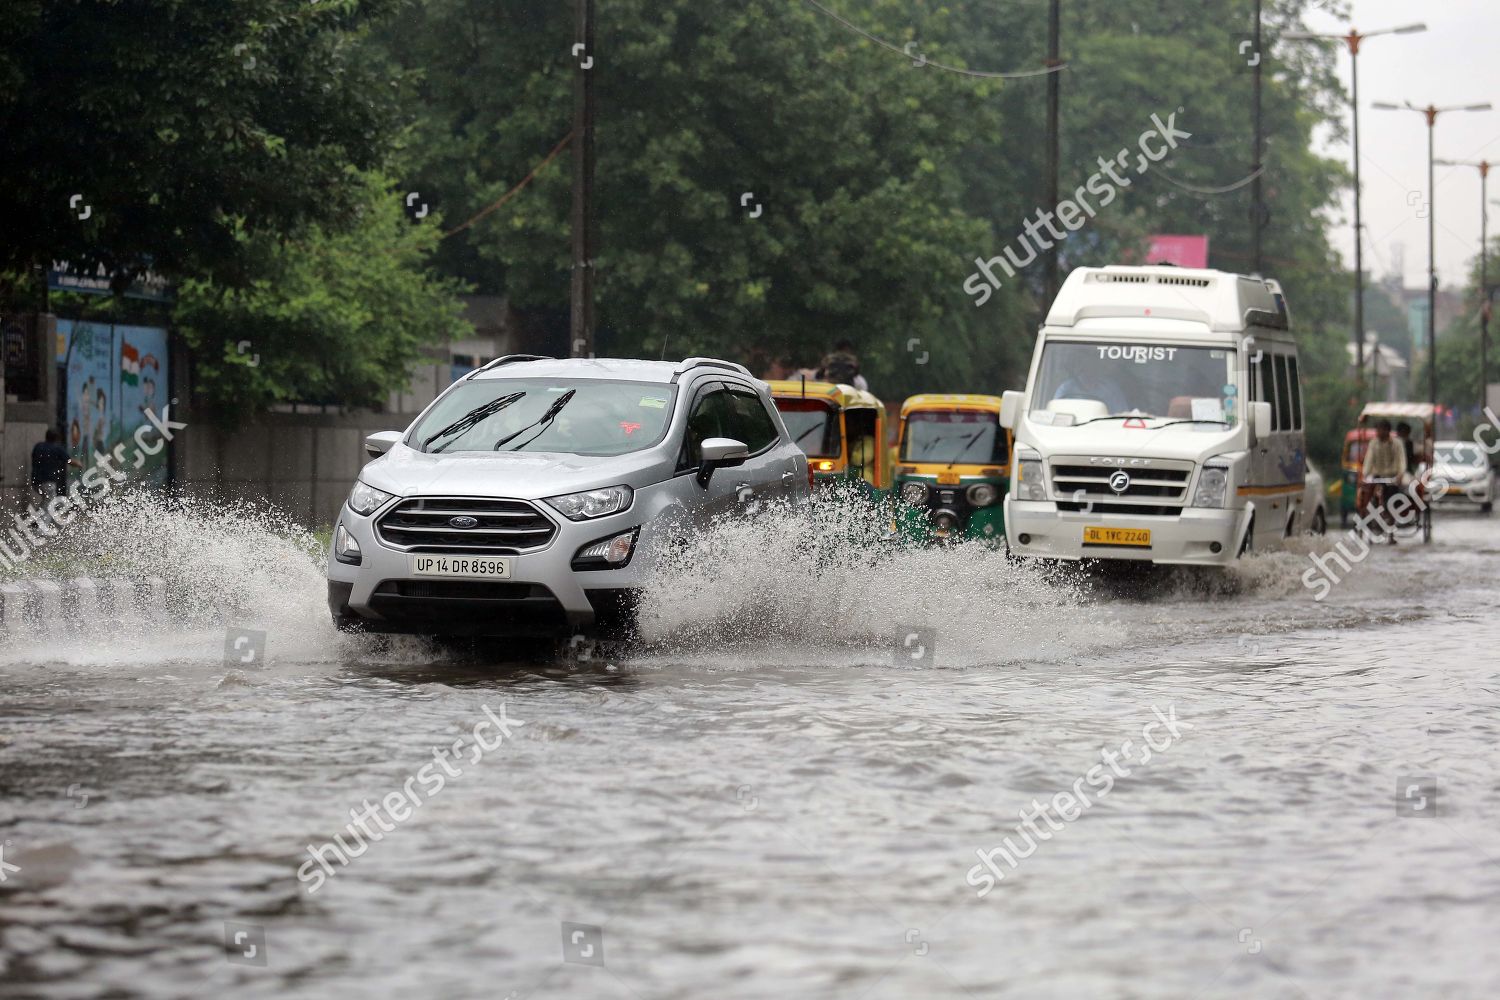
<box><xmin>1</xmin><ymin>0</ymin><xmax>401</xmax><ymax>288</ymax></box>
<box><xmin>173</xmin><ymin>172</ymin><xmax>471</xmax><ymax>423</ymax></box>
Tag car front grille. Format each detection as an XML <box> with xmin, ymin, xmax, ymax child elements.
<box><xmin>1050</xmin><ymin>460</ymin><xmax>1193</xmax><ymax>509</ymax></box>
<box><xmin>375</xmin><ymin>497</ymin><xmax>556</xmax><ymax>553</ymax></box>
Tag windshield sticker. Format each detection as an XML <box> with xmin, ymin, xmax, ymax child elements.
<box><xmin>1191</xmin><ymin>397</ymin><xmax>1224</xmax><ymax>422</ymax></box>
<box><xmin>1222</xmin><ymin>384</ymin><xmax>1237</xmax><ymax>396</ymax></box>
<box><xmin>1096</xmin><ymin>345</ymin><xmax>1178</xmax><ymax>363</ymax></box>
<box><xmin>639</xmin><ymin>396</ymin><xmax>667</xmax><ymax>409</ymax></box>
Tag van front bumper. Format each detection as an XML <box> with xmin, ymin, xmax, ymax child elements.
<box><xmin>1003</xmin><ymin>497</ymin><xmax>1251</xmax><ymax>566</ymax></box>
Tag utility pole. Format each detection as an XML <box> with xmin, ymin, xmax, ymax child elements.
<box><xmin>1284</xmin><ymin>23</ymin><xmax>1426</xmax><ymax>398</ymax></box>
<box><xmin>569</xmin><ymin>0</ymin><xmax>597</xmax><ymax>358</ymax></box>
<box><xmin>1250</xmin><ymin>0</ymin><xmax>1264</xmax><ymax>275</ymax></box>
<box><xmin>1043</xmin><ymin>0</ymin><xmax>1060</xmax><ymax>307</ymax></box>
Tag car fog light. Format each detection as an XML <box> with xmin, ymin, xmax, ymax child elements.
<box><xmin>1017</xmin><ymin>533</ymin><xmax>1031</xmax><ymax>545</ymax></box>
<box><xmin>931</xmin><ymin>508</ymin><xmax>961</xmax><ymax>531</ymax></box>
<box><xmin>334</xmin><ymin>523</ymin><xmax>362</xmax><ymax>565</ymax></box>
<box><xmin>573</xmin><ymin>528</ymin><xmax>638</xmax><ymax>569</ymax></box>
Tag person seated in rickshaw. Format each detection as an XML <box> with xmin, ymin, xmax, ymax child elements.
<box><xmin>1395</xmin><ymin>421</ymin><xmax>1419</xmax><ymax>476</ymax></box>
<box><xmin>850</xmin><ymin>434</ymin><xmax>879</xmax><ymax>487</ymax></box>
<box><xmin>1361</xmin><ymin>419</ymin><xmax>1406</xmax><ymax>544</ymax></box>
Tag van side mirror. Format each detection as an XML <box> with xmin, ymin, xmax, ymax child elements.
<box><xmin>1000</xmin><ymin>390</ymin><xmax>1024</xmax><ymax>430</ymax></box>
<box><xmin>1249</xmin><ymin>401</ymin><xmax>1273</xmax><ymax>440</ymax></box>
<box><xmin>697</xmin><ymin>437</ymin><xmax>750</xmax><ymax>487</ymax></box>
<box><xmin>365</xmin><ymin>430</ymin><xmax>404</xmax><ymax>457</ymax></box>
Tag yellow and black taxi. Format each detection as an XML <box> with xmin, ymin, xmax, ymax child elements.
<box><xmin>893</xmin><ymin>393</ymin><xmax>1010</xmax><ymax>543</ymax></box>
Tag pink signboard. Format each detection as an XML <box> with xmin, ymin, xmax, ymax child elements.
<box><xmin>1146</xmin><ymin>234</ymin><xmax>1209</xmax><ymax>268</ymax></box>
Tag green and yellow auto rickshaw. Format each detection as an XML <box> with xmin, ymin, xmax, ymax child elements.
<box><xmin>892</xmin><ymin>394</ymin><xmax>1011</xmax><ymax>544</ymax></box>
<box><xmin>767</xmin><ymin>378</ymin><xmax>890</xmax><ymax>497</ymax></box>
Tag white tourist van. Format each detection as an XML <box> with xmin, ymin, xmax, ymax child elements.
<box><xmin>1001</xmin><ymin>265</ymin><xmax>1307</xmax><ymax>565</ymax></box>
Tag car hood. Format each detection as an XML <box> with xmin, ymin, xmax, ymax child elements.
<box><xmin>358</xmin><ymin>444</ymin><xmax>668</xmax><ymax>500</ymax></box>
<box><xmin>1436</xmin><ymin>462</ymin><xmax>1486</xmax><ymax>479</ymax></box>
<box><xmin>1019</xmin><ymin>418</ymin><xmax>1246</xmax><ymax>463</ymax></box>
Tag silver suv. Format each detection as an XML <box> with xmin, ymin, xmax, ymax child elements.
<box><xmin>326</xmin><ymin>356</ymin><xmax>809</xmax><ymax>638</ymax></box>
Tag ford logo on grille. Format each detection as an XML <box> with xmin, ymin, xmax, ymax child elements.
<box><xmin>448</xmin><ymin>515</ymin><xmax>480</xmax><ymax>529</ymax></box>
<box><xmin>1108</xmin><ymin>471</ymin><xmax>1131</xmax><ymax>494</ymax></box>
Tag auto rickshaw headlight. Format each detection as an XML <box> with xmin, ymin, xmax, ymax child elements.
<box><xmin>1017</xmin><ymin>459</ymin><xmax>1046</xmax><ymax>501</ymax></box>
<box><xmin>1192</xmin><ymin>464</ymin><xmax>1229</xmax><ymax>508</ymax></box>
<box><xmin>900</xmin><ymin>481</ymin><xmax>930</xmax><ymax>505</ymax></box>
<box><xmin>966</xmin><ymin>483</ymin><xmax>999</xmax><ymax>507</ymax></box>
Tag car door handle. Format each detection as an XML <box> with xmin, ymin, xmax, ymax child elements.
<box><xmin>781</xmin><ymin>471</ymin><xmax>795</xmax><ymax>482</ymax></box>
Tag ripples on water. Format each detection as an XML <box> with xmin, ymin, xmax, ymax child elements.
<box><xmin>1</xmin><ymin>494</ymin><xmax>1498</xmax><ymax>998</ymax></box>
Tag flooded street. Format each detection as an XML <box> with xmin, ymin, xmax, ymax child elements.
<box><xmin>2</xmin><ymin>502</ymin><xmax>1498</xmax><ymax>999</ymax></box>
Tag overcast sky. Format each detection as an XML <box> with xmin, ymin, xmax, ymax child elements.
<box><xmin>1301</xmin><ymin>0</ymin><xmax>1500</xmax><ymax>290</ymax></box>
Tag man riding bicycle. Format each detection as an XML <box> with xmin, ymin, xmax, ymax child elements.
<box><xmin>1361</xmin><ymin>419</ymin><xmax>1406</xmax><ymax>544</ymax></box>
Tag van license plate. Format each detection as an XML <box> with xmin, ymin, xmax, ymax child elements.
<box><xmin>1083</xmin><ymin>526</ymin><xmax>1151</xmax><ymax>547</ymax></box>
<box><xmin>410</xmin><ymin>555</ymin><xmax>513</xmax><ymax>578</ymax></box>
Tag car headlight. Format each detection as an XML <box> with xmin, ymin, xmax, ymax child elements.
<box><xmin>1192</xmin><ymin>464</ymin><xmax>1229</xmax><ymax>508</ymax></box>
<box><xmin>966</xmin><ymin>483</ymin><xmax>999</xmax><ymax>507</ymax></box>
<box><xmin>544</xmin><ymin>485</ymin><xmax>634</xmax><ymax>521</ymax></box>
<box><xmin>900</xmin><ymin>481</ymin><xmax>930</xmax><ymax>505</ymax></box>
<box><xmin>347</xmin><ymin>481</ymin><xmax>394</xmax><ymax>516</ymax></box>
<box><xmin>1016</xmin><ymin>459</ymin><xmax>1046</xmax><ymax>502</ymax></box>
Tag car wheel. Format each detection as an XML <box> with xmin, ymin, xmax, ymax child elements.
<box><xmin>1484</xmin><ymin>501</ymin><xmax>1494</xmax><ymax>515</ymax></box>
<box><xmin>1311</xmin><ymin>508</ymin><xmax>1326</xmax><ymax>535</ymax></box>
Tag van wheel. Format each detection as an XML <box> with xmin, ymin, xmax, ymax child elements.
<box><xmin>1483</xmin><ymin>501</ymin><xmax>1493</xmax><ymax>515</ymax></box>
<box><xmin>1238</xmin><ymin>516</ymin><xmax>1253</xmax><ymax>557</ymax></box>
<box><xmin>1311</xmin><ymin>508</ymin><xmax>1326</xmax><ymax>535</ymax></box>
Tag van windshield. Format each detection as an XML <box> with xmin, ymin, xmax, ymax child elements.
<box><xmin>1031</xmin><ymin>341</ymin><xmax>1239</xmax><ymax>425</ymax></box>
<box><xmin>1437</xmin><ymin>444</ymin><xmax>1484</xmax><ymax>467</ymax></box>
<box><xmin>413</xmin><ymin>378</ymin><xmax>676</xmax><ymax>455</ymax></box>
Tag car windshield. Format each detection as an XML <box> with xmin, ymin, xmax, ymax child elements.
<box><xmin>776</xmin><ymin>399</ymin><xmax>841</xmax><ymax>458</ymax></box>
<box><xmin>901</xmin><ymin>410</ymin><xmax>1006</xmax><ymax>464</ymax></box>
<box><xmin>412</xmin><ymin>378</ymin><xmax>676</xmax><ymax>455</ymax></box>
<box><xmin>1031</xmin><ymin>341</ymin><xmax>1239</xmax><ymax>424</ymax></box>
<box><xmin>1437</xmin><ymin>444</ymin><xmax>1484</xmax><ymax>466</ymax></box>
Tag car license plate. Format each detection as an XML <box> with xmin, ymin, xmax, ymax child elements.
<box><xmin>409</xmin><ymin>554</ymin><xmax>513</xmax><ymax>578</ymax></box>
<box><xmin>1083</xmin><ymin>526</ymin><xmax>1151</xmax><ymax>547</ymax></box>
<box><xmin>936</xmin><ymin>471</ymin><xmax>961</xmax><ymax>485</ymax></box>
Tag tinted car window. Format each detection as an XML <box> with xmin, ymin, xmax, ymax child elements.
<box><xmin>728</xmin><ymin>391</ymin><xmax>779</xmax><ymax>452</ymax></box>
<box><xmin>679</xmin><ymin>388</ymin><xmax>736</xmax><ymax>469</ymax></box>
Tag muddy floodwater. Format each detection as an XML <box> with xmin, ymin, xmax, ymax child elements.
<box><xmin>1</xmin><ymin>497</ymin><xmax>1498</xmax><ymax>999</ymax></box>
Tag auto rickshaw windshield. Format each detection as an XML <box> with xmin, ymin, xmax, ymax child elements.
<box><xmin>778</xmin><ymin>400</ymin><xmax>842</xmax><ymax>458</ymax></box>
<box><xmin>901</xmin><ymin>411</ymin><xmax>1005</xmax><ymax>464</ymax></box>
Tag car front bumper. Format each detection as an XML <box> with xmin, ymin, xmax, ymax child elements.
<box><xmin>1003</xmin><ymin>497</ymin><xmax>1250</xmax><ymax>566</ymax></box>
<box><xmin>326</xmin><ymin>500</ymin><xmax>647</xmax><ymax>637</ymax></box>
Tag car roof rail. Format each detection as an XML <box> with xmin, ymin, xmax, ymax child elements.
<box><xmin>467</xmin><ymin>354</ymin><xmax>555</xmax><ymax>378</ymax></box>
<box><xmin>671</xmin><ymin>357</ymin><xmax>752</xmax><ymax>383</ymax></box>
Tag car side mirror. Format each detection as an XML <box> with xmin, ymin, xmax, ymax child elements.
<box><xmin>1249</xmin><ymin>401</ymin><xmax>1272</xmax><ymax>441</ymax></box>
<box><xmin>365</xmin><ymin>430</ymin><xmax>404</xmax><ymax>458</ymax></box>
<box><xmin>697</xmin><ymin>437</ymin><xmax>750</xmax><ymax>487</ymax></box>
<box><xmin>1000</xmin><ymin>390</ymin><xmax>1024</xmax><ymax>430</ymax></box>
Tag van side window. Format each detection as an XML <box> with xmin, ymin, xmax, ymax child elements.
<box><xmin>1272</xmin><ymin>354</ymin><xmax>1292</xmax><ymax>431</ymax></box>
<box><xmin>678</xmin><ymin>388</ymin><xmax>735</xmax><ymax>471</ymax></box>
<box><xmin>727</xmin><ymin>390</ymin><xmax>779</xmax><ymax>453</ymax></box>
<box><xmin>1286</xmin><ymin>355</ymin><xmax>1303</xmax><ymax>430</ymax></box>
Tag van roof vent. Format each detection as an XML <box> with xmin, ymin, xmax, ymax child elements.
<box><xmin>1093</xmin><ymin>272</ymin><xmax>1150</xmax><ymax>284</ymax></box>
<box><xmin>1157</xmin><ymin>276</ymin><xmax>1212</xmax><ymax>288</ymax></box>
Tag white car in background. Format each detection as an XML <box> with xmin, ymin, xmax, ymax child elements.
<box><xmin>1303</xmin><ymin>460</ymin><xmax>1328</xmax><ymax>534</ymax></box>
<box><xmin>1432</xmin><ymin>440</ymin><xmax>1494</xmax><ymax>514</ymax></box>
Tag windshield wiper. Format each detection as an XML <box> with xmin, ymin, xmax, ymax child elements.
<box><xmin>1151</xmin><ymin>418</ymin><xmax>1231</xmax><ymax>429</ymax></box>
<box><xmin>793</xmin><ymin>423</ymin><xmax>825</xmax><ymax>446</ymax></box>
<box><xmin>1072</xmin><ymin>413</ymin><xmax>1147</xmax><ymax>427</ymax></box>
<box><xmin>493</xmin><ymin>389</ymin><xmax>576</xmax><ymax>451</ymax></box>
<box><xmin>425</xmin><ymin>392</ymin><xmax>527</xmax><ymax>452</ymax></box>
<box><xmin>946</xmin><ymin>428</ymin><xmax>987</xmax><ymax>468</ymax></box>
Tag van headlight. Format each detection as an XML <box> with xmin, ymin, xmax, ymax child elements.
<box><xmin>1192</xmin><ymin>464</ymin><xmax>1230</xmax><ymax>508</ymax></box>
<box><xmin>347</xmin><ymin>481</ymin><xmax>394</xmax><ymax>516</ymax></box>
<box><xmin>1016</xmin><ymin>458</ymin><xmax>1046</xmax><ymax>502</ymax></box>
<box><xmin>544</xmin><ymin>485</ymin><xmax>634</xmax><ymax>520</ymax></box>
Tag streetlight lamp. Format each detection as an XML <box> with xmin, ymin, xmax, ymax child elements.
<box><xmin>1433</xmin><ymin>158</ymin><xmax>1491</xmax><ymax>423</ymax></box>
<box><xmin>1282</xmin><ymin>23</ymin><xmax>1426</xmax><ymax>397</ymax></box>
<box><xmin>1372</xmin><ymin>101</ymin><xmax>1492</xmax><ymax>426</ymax></box>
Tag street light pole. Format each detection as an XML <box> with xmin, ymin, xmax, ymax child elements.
<box><xmin>1251</xmin><ymin>0</ymin><xmax>1263</xmax><ymax>275</ymax></box>
<box><xmin>1282</xmin><ymin>23</ymin><xmax>1426</xmax><ymax>399</ymax></box>
<box><xmin>1435</xmin><ymin>158</ymin><xmax>1492</xmax><ymax>423</ymax></box>
<box><xmin>1372</xmin><ymin>101</ymin><xmax>1492</xmax><ymax>424</ymax></box>
<box><xmin>1043</xmin><ymin>0</ymin><xmax>1060</xmax><ymax>307</ymax></box>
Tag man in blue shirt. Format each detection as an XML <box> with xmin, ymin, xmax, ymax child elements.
<box><xmin>29</xmin><ymin>428</ymin><xmax>79</xmax><ymax>501</ymax></box>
